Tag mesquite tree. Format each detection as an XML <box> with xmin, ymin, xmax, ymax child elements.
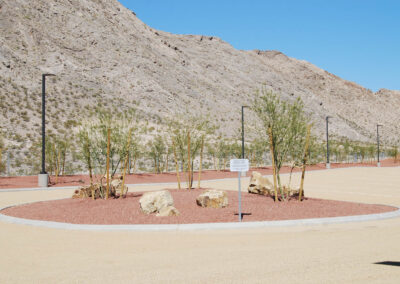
<box><xmin>77</xmin><ymin>109</ymin><xmax>139</xmax><ymax>178</ymax></box>
<box><xmin>388</xmin><ymin>145</ymin><xmax>399</xmax><ymax>162</ymax></box>
<box><xmin>147</xmin><ymin>134</ymin><xmax>166</xmax><ymax>173</ymax></box>
<box><xmin>168</xmin><ymin>115</ymin><xmax>215</xmax><ymax>189</ymax></box>
<box><xmin>253</xmin><ymin>88</ymin><xmax>310</xmax><ymax>200</ymax></box>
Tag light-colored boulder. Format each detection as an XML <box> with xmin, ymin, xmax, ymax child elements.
<box><xmin>72</xmin><ymin>183</ymin><xmax>102</xmax><ymax>199</ymax></box>
<box><xmin>196</xmin><ymin>190</ymin><xmax>228</xmax><ymax>208</ymax></box>
<box><xmin>156</xmin><ymin>206</ymin><xmax>180</xmax><ymax>217</ymax></box>
<box><xmin>110</xmin><ymin>177</ymin><xmax>128</xmax><ymax>197</ymax></box>
<box><xmin>248</xmin><ymin>171</ymin><xmax>275</xmax><ymax>196</ymax></box>
<box><xmin>139</xmin><ymin>190</ymin><xmax>174</xmax><ymax>214</ymax></box>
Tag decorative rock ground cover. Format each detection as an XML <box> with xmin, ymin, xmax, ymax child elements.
<box><xmin>1</xmin><ymin>188</ymin><xmax>396</xmax><ymax>225</ymax></box>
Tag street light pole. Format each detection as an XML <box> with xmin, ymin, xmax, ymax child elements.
<box><xmin>377</xmin><ymin>124</ymin><xmax>383</xmax><ymax>167</ymax></box>
<box><xmin>39</xmin><ymin>73</ymin><xmax>55</xmax><ymax>187</ymax></box>
<box><xmin>241</xmin><ymin>106</ymin><xmax>248</xmax><ymax>176</ymax></box>
<box><xmin>326</xmin><ymin>116</ymin><xmax>332</xmax><ymax>169</ymax></box>
<box><xmin>241</xmin><ymin>106</ymin><xmax>247</xmax><ymax>158</ymax></box>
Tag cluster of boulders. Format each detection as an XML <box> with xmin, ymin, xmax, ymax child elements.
<box><xmin>72</xmin><ymin>175</ymin><xmax>128</xmax><ymax>199</ymax></box>
<box><xmin>73</xmin><ymin>175</ymin><xmax>231</xmax><ymax>217</ymax></box>
<box><xmin>138</xmin><ymin>189</ymin><xmax>229</xmax><ymax>217</ymax></box>
<box><xmin>247</xmin><ymin>171</ymin><xmax>302</xmax><ymax>199</ymax></box>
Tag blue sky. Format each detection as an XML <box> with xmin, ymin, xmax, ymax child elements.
<box><xmin>119</xmin><ymin>0</ymin><xmax>400</xmax><ymax>91</ymax></box>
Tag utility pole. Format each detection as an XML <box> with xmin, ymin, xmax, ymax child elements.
<box><xmin>241</xmin><ymin>106</ymin><xmax>249</xmax><ymax>176</ymax></box>
<box><xmin>326</xmin><ymin>116</ymin><xmax>332</xmax><ymax>169</ymax></box>
<box><xmin>377</xmin><ymin>124</ymin><xmax>383</xmax><ymax>167</ymax></box>
<box><xmin>39</xmin><ymin>73</ymin><xmax>55</xmax><ymax>187</ymax></box>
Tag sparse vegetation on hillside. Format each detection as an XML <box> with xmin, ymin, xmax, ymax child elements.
<box><xmin>1</xmin><ymin>0</ymin><xmax>400</xmax><ymax>178</ymax></box>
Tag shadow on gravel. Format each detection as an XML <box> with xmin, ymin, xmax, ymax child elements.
<box><xmin>374</xmin><ymin>261</ymin><xmax>400</xmax><ymax>267</ymax></box>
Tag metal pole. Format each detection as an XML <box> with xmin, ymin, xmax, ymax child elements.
<box><xmin>238</xmin><ymin>171</ymin><xmax>242</xmax><ymax>222</ymax></box>
<box><xmin>41</xmin><ymin>74</ymin><xmax>46</xmax><ymax>174</ymax></box>
<box><xmin>326</xmin><ymin>116</ymin><xmax>330</xmax><ymax>169</ymax></box>
<box><xmin>377</xmin><ymin>124</ymin><xmax>381</xmax><ymax>167</ymax></box>
<box><xmin>241</xmin><ymin>106</ymin><xmax>245</xmax><ymax>159</ymax></box>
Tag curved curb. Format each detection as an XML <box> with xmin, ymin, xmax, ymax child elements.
<box><xmin>1</xmin><ymin>205</ymin><xmax>399</xmax><ymax>232</ymax></box>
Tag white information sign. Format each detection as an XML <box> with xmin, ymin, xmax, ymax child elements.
<box><xmin>230</xmin><ymin>159</ymin><xmax>249</xmax><ymax>222</ymax></box>
<box><xmin>230</xmin><ymin>159</ymin><xmax>249</xmax><ymax>172</ymax></box>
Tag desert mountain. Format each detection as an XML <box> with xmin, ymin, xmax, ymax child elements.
<box><xmin>0</xmin><ymin>0</ymin><xmax>399</xmax><ymax>173</ymax></box>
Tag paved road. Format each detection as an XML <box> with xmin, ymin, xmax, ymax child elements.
<box><xmin>1</xmin><ymin>167</ymin><xmax>399</xmax><ymax>283</ymax></box>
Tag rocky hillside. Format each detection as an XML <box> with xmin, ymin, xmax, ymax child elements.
<box><xmin>0</xmin><ymin>0</ymin><xmax>399</xmax><ymax>173</ymax></box>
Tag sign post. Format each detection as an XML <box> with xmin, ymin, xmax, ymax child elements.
<box><xmin>230</xmin><ymin>159</ymin><xmax>249</xmax><ymax>222</ymax></box>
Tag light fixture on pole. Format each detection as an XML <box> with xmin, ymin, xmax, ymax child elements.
<box><xmin>377</xmin><ymin>124</ymin><xmax>383</xmax><ymax>167</ymax></box>
<box><xmin>326</xmin><ymin>116</ymin><xmax>332</xmax><ymax>169</ymax></box>
<box><xmin>38</xmin><ymin>73</ymin><xmax>56</xmax><ymax>187</ymax></box>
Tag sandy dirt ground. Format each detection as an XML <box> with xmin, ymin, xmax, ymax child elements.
<box><xmin>0</xmin><ymin>167</ymin><xmax>400</xmax><ymax>283</ymax></box>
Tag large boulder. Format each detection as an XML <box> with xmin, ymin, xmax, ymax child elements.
<box><xmin>196</xmin><ymin>190</ymin><xmax>228</xmax><ymax>208</ymax></box>
<box><xmin>156</xmin><ymin>206</ymin><xmax>180</xmax><ymax>217</ymax></box>
<box><xmin>72</xmin><ymin>183</ymin><xmax>102</xmax><ymax>199</ymax></box>
<box><xmin>72</xmin><ymin>175</ymin><xmax>128</xmax><ymax>199</ymax></box>
<box><xmin>139</xmin><ymin>190</ymin><xmax>174</xmax><ymax>214</ymax></box>
<box><xmin>248</xmin><ymin>171</ymin><xmax>275</xmax><ymax>196</ymax></box>
<box><xmin>110</xmin><ymin>176</ymin><xmax>128</xmax><ymax>197</ymax></box>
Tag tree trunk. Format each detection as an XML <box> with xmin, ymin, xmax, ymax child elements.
<box><xmin>121</xmin><ymin>128</ymin><xmax>132</xmax><ymax>197</ymax></box>
<box><xmin>106</xmin><ymin>128</ymin><xmax>111</xmax><ymax>199</ymax></box>
<box><xmin>299</xmin><ymin>126</ymin><xmax>311</xmax><ymax>201</ymax></box>
<box><xmin>87</xmin><ymin>140</ymin><xmax>93</xmax><ymax>186</ymax></box>
<box><xmin>61</xmin><ymin>149</ymin><xmax>66</xmax><ymax>176</ymax></box>
<box><xmin>133</xmin><ymin>155</ymin><xmax>137</xmax><ymax>174</ymax></box>
<box><xmin>165</xmin><ymin>149</ymin><xmax>169</xmax><ymax>173</ymax></box>
<box><xmin>55</xmin><ymin>149</ymin><xmax>61</xmax><ymax>184</ymax></box>
<box><xmin>172</xmin><ymin>141</ymin><xmax>181</xmax><ymax>189</ymax></box>
<box><xmin>197</xmin><ymin>136</ymin><xmax>204</xmax><ymax>189</ymax></box>
<box><xmin>268</xmin><ymin>127</ymin><xmax>278</xmax><ymax>202</ymax></box>
<box><xmin>187</xmin><ymin>132</ymin><xmax>191</xmax><ymax>189</ymax></box>
<box><xmin>213</xmin><ymin>155</ymin><xmax>216</xmax><ymax>170</ymax></box>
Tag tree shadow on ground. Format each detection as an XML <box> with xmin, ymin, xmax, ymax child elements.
<box><xmin>374</xmin><ymin>261</ymin><xmax>400</xmax><ymax>267</ymax></box>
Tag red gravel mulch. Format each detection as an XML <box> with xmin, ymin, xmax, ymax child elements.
<box><xmin>0</xmin><ymin>159</ymin><xmax>398</xmax><ymax>190</ymax></box>
<box><xmin>1</xmin><ymin>188</ymin><xmax>396</xmax><ymax>225</ymax></box>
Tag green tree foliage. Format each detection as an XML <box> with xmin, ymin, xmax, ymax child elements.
<box><xmin>77</xmin><ymin>108</ymin><xmax>139</xmax><ymax>177</ymax></box>
<box><xmin>253</xmin><ymin>88</ymin><xmax>310</xmax><ymax>198</ymax></box>
<box><xmin>168</xmin><ymin>114</ymin><xmax>215</xmax><ymax>188</ymax></box>
<box><xmin>147</xmin><ymin>134</ymin><xmax>166</xmax><ymax>173</ymax></box>
<box><xmin>388</xmin><ymin>145</ymin><xmax>399</xmax><ymax>162</ymax></box>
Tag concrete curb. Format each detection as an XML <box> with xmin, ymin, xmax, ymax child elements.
<box><xmin>1</xmin><ymin>205</ymin><xmax>399</xmax><ymax>232</ymax></box>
